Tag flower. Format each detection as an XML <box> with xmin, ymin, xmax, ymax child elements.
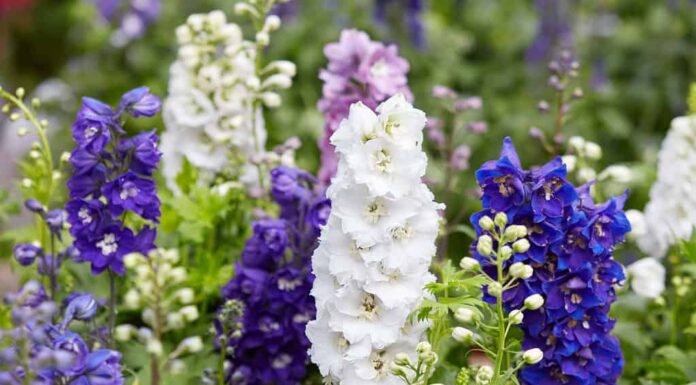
<box><xmin>471</xmin><ymin>137</ymin><xmax>629</xmax><ymax>385</ymax></box>
<box><xmin>66</xmin><ymin>88</ymin><xmax>162</xmax><ymax>276</ymax></box>
<box><xmin>13</xmin><ymin>243</ymin><xmax>41</xmax><ymax>267</ymax></box>
<box><xmin>117</xmin><ymin>86</ymin><xmax>161</xmax><ymax>117</ymax></box>
<box><xmin>637</xmin><ymin>116</ymin><xmax>696</xmax><ymax>258</ymax></box>
<box><xmin>221</xmin><ymin>166</ymin><xmax>325</xmax><ymax>385</ymax></box>
<box><xmin>626</xmin><ymin>257</ymin><xmax>665</xmax><ymax>299</ymax></box>
<box><xmin>307</xmin><ymin>95</ymin><xmax>441</xmax><ymax>384</ymax></box>
<box><xmin>317</xmin><ymin>29</ymin><xmax>412</xmax><ymax>185</ymax></box>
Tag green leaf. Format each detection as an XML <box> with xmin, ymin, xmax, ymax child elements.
<box><xmin>175</xmin><ymin>156</ymin><xmax>199</xmax><ymax>195</ymax></box>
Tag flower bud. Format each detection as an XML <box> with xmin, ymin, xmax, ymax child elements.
<box><xmin>562</xmin><ymin>155</ymin><xmax>577</xmax><ymax>172</ymax></box>
<box><xmin>176</xmin><ymin>288</ymin><xmax>195</xmax><ymax>304</ymax></box>
<box><xmin>124</xmin><ymin>289</ymin><xmax>141</xmax><ymax>309</ymax></box>
<box><xmin>524</xmin><ymin>294</ymin><xmax>544</xmax><ymax>310</ymax></box>
<box><xmin>393</xmin><ymin>352</ymin><xmax>411</xmax><ymax>366</ymax></box>
<box><xmin>451</xmin><ymin>327</ymin><xmax>473</xmax><ymax>343</ymax></box>
<box><xmin>264</xmin><ymin>15</ymin><xmax>281</xmax><ymax>31</ymax></box>
<box><xmin>475</xmin><ymin>365</ymin><xmax>493</xmax><ymax>385</ymax></box>
<box><xmin>523</xmin><ymin>348</ymin><xmax>544</xmax><ymax>364</ymax></box>
<box><xmin>568</xmin><ymin>136</ymin><xmax>585</xmax><ymax>152</ymax></box>
<box><xmin>513</xmin><ymin>239</ymin><xmax>531</xmax><ymax>254</ymax></box>
<box><xmin>170</xmin><ymin>267</ymin><xmax>187</xmax><ymax>283</ymax></box>
<box><xmin>65</xmin><ymin>294</ymin><xmax>98</xmax><ymax>321</ymax></box>
<box><xmin>494</xmin><ymin>212</ymin><xmax>507</xmax><ymax>229</ymax></box>
<box><xmin>260</xmin><ymin>92</ymin><xmax>281</xmax><ymax>107</ymax></box>
<box><xmin>577</xmin><ymin>167</ymin><xmax>596</xmax><ymax>183</ymax></box>
<box><xmin>147</xmin><ymin>338</ymin><xmax>164</xmax><ymax>356</ymax></box>
<box><xmin>255</xmin><ymin>31</ymin><xmax>270</xmax><ymax>46</ymax></box>
<box><xmin>584</xmin><ymin>142</ymin><xmax>602</xmax><ymax>160</ymax></box>
<box><xmin>509</xmin><ymin>262</ymin><xmax>533</xmax><ymax>279</ymax></box>
<box><xmin>180</xmin><ymin>305</ymin><xmax>199</xmax><ymax>322</ymax></box>
<box><xmin>478</xmin><ymin>215</ymin><xmax>494</xmax><ymax>231</ymax></box>
<box><xmin>459</xmin><ymin>257</ymin><xmax>480</xmax><ymax>271</ymax></box>
<box><xmin>499</xmin><ymin>245</ymin><xmax>512</xmax><ymax>260</ymax></box>
<box><xmin>262</xmin><ymin>74</ymin><xmax>292</xmax><ymax>90</ymax></box>
<box><xmin>178</xmin><ymin>336</ymin><xmax>203</xmax><ymax>354</ymax></box>
<box><xmin>509</xmin><ymin>309</ymin><xmax>524</xmax><ymax>324</ymax></box>
<box><xmin>390</xmin><ymin>362</ymin><xmax>407</xmax><ymax>377</ymax></box>
<box><xmin>114</xmin><ymin>325</ymin><xmax>136</xmax><ymax>341</ymax></box>
<box><xmin>476</xmin><ymin>235</ymin><xmax>493</xmax><ymax>257</ymax></box>
<box><xmin>488</xmin><ymin>282</ymin><xmax>503</xmax><ymax>298</ymax></box>
<box><xmin>416</xmin><ymin>341</ymin><xmax>432</xmax><ymax>356</ymax></box>
<box><xmin>454</xmin><ymin>307</ymin><xmax>476</xmax><ymax>323</ymax></box>
<box><xmin>13</xmin><ymin>243</ymin><xmax>41</xmax><ymax>267</ymax></box>
<box><xmin>24</xmin><ymin>198</ymin><xmax>45</xmax><ymax>214</ymax></box>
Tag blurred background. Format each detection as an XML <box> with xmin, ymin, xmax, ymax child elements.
<box><xmin>2</xmin><ymin>0</ymin><xmax>696</xmax><ymax>288</ymax></box>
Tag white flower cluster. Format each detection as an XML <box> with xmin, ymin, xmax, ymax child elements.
<box><xmin>637</xmin><ymin>116</ymin><xmax>696</xmax><ymax>258</ymax></box>
<box><xmin>306</xmin><ymin>94</ymin><xmax>443</xmax><ymax>385</ymax></box>
<box><xmin>161</xmin><ymin>9</ymin><xmax>295</xmax><ymax>191</ymax></box>
<box><xmin>116</xmin><ymin>249</ymin><xmax>201</xmax><ymax>371</ymax></box>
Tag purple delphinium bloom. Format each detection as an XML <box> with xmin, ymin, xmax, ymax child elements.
<box><xmin>374</xmin><ymin>0</ymin><xmax>427</xmax><ymax>49</ymax></box>
<box><xmin>526</xmin><ymin>0</ymin><xmax>574</xmax><ymax>64</ymax></box>
<box><xmin>65</xmin><ymin>88</ymin><xmax>161</xmax><ymax>276</ymax></box>
<box><xmin>1</xmin><ymin>281</ymin><xmax>125</xmax><ymax>385</ymax></box>
<box><xmin>117</xmin><ymin>86</ymin><xmax>161</xmax><ymax>117</ymax></box>
<box><xmin>13</xmin><ymin>243</ymin><xmax>42</xmax><ymax>267</ymax></box>
<box><xmin>317</xmin><ymin>29</ymin><xmax>412</xmax><ymax>185</ymax></box>
<box><xmin>220</xmin><ymin>166</ymin><xmax>328</xmax><ymax>385</ymax></box>
<box><xmin>91</xmin><ymin>0</ymin><xmax>161</xmax><ymax>43</ymax></box>
<box><xmin>470</xmin><ymin>137</ymin><xmax>630</xmax><ymax>385</ymax></box>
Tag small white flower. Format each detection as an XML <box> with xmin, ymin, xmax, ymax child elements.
<box><xmin>177</xmin><ymin>336</ymin><xmax>204</xmax><ymax>354</ymax></box>
<box><xmin>627</xmin><ymin>258</ymin><xmax>666</xmax><ymax>299</ymax></box>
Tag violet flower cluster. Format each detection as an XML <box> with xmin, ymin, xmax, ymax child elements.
<box><xmin>91</xmin><ymin>0</ymin><xmax>161</xmax><ymax>46</ymax></box>
<box><xmin>317</xmin><ymin>29</ymin><xmax>412</xmax><ymax>184</ymax></box>
<box><xmin>220</xmin><ymin>166</ymin><xmax>330</xmax><ymax>385</ymax></box>
<box><xmin>65</xmin><ymin>86</ymin><xmax>162</xmax><ymax>276</ymax></box>
<box><xmin>471</xmin><ymin>138</ymin><xmax>630</xmax><ymax>385</ymax></box>
<box><xmin>0</xmin><ymin>281</ymin><xmax>123</xmax><ymax>385</ymax></box>
<box><xmin>374</xmin><ymin>0</ymin><xmax>426</xmax><ymax>49</ymax></box>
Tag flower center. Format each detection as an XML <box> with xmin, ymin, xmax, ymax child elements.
<box><xmin>119</xmin><ymin>184</ymin><xmax>139</xmax><ymax>200</ymax></box>
<box><xmin>96</xmin><ymin>233</ymin><xmax>118</xmax><ymax>256</ymax></box>
<box><xmin>372</xmin><ymin>149</ymin><xmax>392</xmax><ymax>173</ymax></box>
<box><xmin>278</xmin><ymin>277</ymin><xmax>302</xmax><ymax>291</ymax></box>
<box><xmin>78</xmin><ymin>207</ymin><xmax>92</xmax><ymax>224</ymax></box>
<box><xmin>370</xmin><ymin>59</ymin><xmax>389</xmax><ymax>78</ymax></box>
<box><xmin>360</xmin><ymin>293</ymin><xmax>378</xmax><ymax>320</ymax></box>
<box><xmin>272</xmin><ymin>354</ymin><xmax>292</xmax><ymax>369</ymax></box>
<box><xmin>570</xmin><ymin>293</ymin><xmax>583</xmax><ymax>304</ymax></box>
<box><xmin>364</xmin><ymin>199</ymin><xmax>387</xmax><ymax>224</ymax></box>
<box><xmin>84</xmin><ymin>126</ymin><xmax>99</xmax><ymax>139</ymax></box>
<box><xmin>493</xmin><ymin>175</ymin><xmax>515</xmax><ymax>197</ymax></box>
<box><xmin>391</xmin><ymin>225</ymin><xmax>412</xmax><ymax>240</ymax></box>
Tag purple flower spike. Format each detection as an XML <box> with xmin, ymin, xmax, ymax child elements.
<box><xmin>469</xmin><ymin>137</ymin><xmax>630</xmax><ymax>385</ymax></box>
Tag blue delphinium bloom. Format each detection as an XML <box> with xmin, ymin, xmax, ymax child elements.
<box><xmin>471</xmin><ymin>137</ymin><xmax>630</xmax><ymax>385</ymax></box>
<box><xmin>65</xmin><ymin>87</ymin><xmax>162</xmax><ymax>276</ymax></box>
<box><xmin>0</xmin><ymin>282</ymin><xmax>124</xmax><ymax>385</ymax></box>
<box><xmin>220</xmin><ymin>166</ymin><xmax>329</xmax><ymax>385</ymax></box>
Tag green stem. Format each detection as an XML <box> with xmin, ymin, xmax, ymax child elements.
<box><xmin>108</xmin><ymin>269</ymin><xmax>117</xmax><ymax>348</ymax></box>
<box><xmin>670</xmin><ymin>295</ymin><xmax>680</xmax><ymax>346</ymax></box>
<box><xmin>493</xmin><ymin>233</ymin><xmax>507</xmax><ymax>384</ymax></box>
<box><xmin>218</xmin><ymin>324</ymin><xmax>229</xmax><ymax>385</ymax></box>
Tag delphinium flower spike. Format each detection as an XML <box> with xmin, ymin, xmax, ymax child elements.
<box><xmin>65</xmin><ymin>86</ymin><xmax>162</xmax><ymax>344</ymax></box>
<box><xmin>307</xmin><ymin>94</ymin><xmax>442</xmax><ymax>385</ymax></box>
<box><xmin>468</xmin><ymin>137</ymin><xmax>630</xmax><ymax>385</ymax></box>
<box><xmin>317</xmin><ymin>29</ymin><xmax>412</xmax><ymax>185</ymax></box>
<box><xmin>0</xmin><ymin>281</ymin><xmax>125</xmax><ymax>385</ymax></box>
<box><xmin>161</xmin><ymin>5</ymin><xmax>296</xmax><ymax>192</ymax></box>
<box><xmin>219</xmin><ymin>165</ymin><xmax>329</xmax><ymax>385</ymax></box>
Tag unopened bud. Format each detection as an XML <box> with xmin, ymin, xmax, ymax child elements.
<box><xmin>499</xmin><ymin>245</ymin><xmax>512</xmax><ymax>260</ymax></box>
<box><xmin>584</xmin><ymin>142</ymin><xmax>602</xmax><ymax>160</ymax></box>
<box><xmin>523</xmin><ymin>348</ymin><xmax>544</xmax><ymax>364</ymax></box>
<box><xmin>476</xmin><ymin>235</ymin><xmax>493</xmax><ymax>257</ymax></box>
<box><xmin>509</xmin><ymin>262</ymin><xmax>533</xmax><ymax>279</ymax></box>
<box><xmin>459</xmin><ymin>257</ymin><xmax>480</xmax><ymax>271</ymax></box>
<box><xmin>494</xmin><ymin>212</ymin><xmax>508</xmax><ymax>229</ymax></box>
<box><xmin>451</xmin><ymin>327</ymin><xmax>473</xmax><ymax>343</ymax></box>
<box><xmin>393</xmin><ymin>352</ymin><xmax>411</xmax><ymax>366</ymax></box>
<box><xmin>478</xmin><ymin>215</ymin><xmax>494</xmax><ymax>231</ymax></box>
<box><xmin>524</xmin><ymin>294</ymin><xmax>544</xmax><ymax>310</ymax></box>
<box><xmin>513</xmin><ymin>239</ymin><xmax>531</xmax><ymax>253</ymax></box>
<box><xmin>488</xmin><ymin>282</ymin><xmax>503</xmax><ymax>298</ymax></box>
<box><xmin>454</xmin><ymin>307</ymin><xmax>476</xmax><ymax>323</ymax></box>
<box><xmin>509</xmin><ymin>309</ymin><xmax>524</xmax><ymax>324</ymax></box>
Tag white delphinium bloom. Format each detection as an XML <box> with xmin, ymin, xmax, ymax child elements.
<box><xmin>638</xmin><ymin>116</ymin><xmax>696</xmax><ymax>258</ymax></box>
<box><xmin>162</xmin><ymin>9</ymin><xmax>295</xmax><ymax>191</ymax></box>
<box><xmin>307</xmin><ymin>94</ymin><xmax>443</xmax><ymax>385</ymax></box>
<box><xmin>626</xmin><ymin>257</ymin><xmax>666</xmax><ymax>299</ymax></box>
